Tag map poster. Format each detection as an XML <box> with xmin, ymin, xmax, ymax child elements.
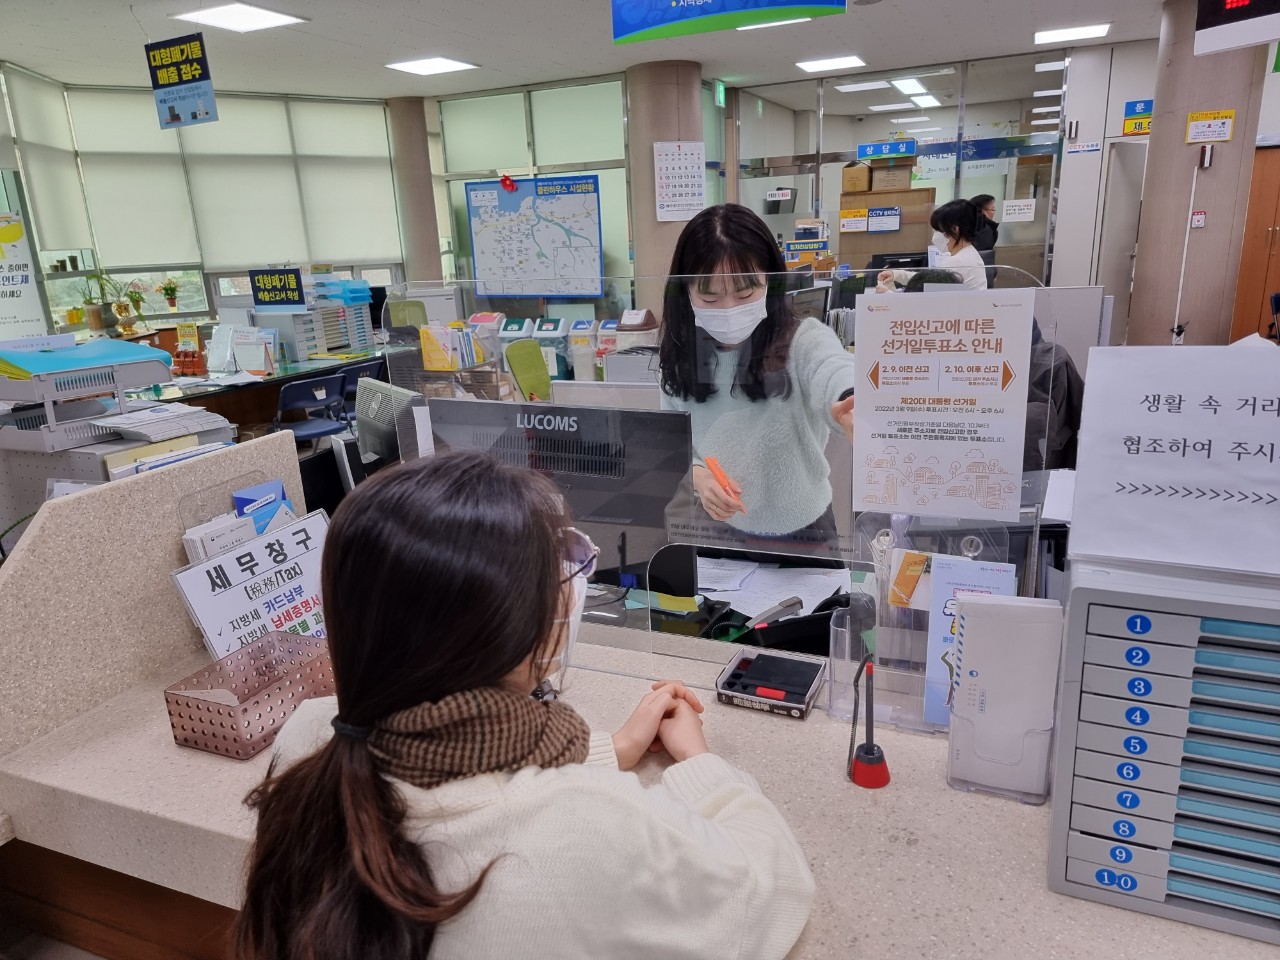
<box><xmin>853</xmin><ymin>290</ymin><xmax>1034</xmax><ymax>522</ymax></box>
<box><xmin>465</xmin><ymin>176</ymin><xmax>603</xmax><ymax>298</ymax></box>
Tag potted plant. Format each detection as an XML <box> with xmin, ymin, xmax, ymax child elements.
<box><xmin>84</xmin><ymin>274</ymin><xmax>122</xmax><ymax>336</ymax></box>
<box><xmin>156</xmin><ymin>277</ymin><xmax>180</xmax><ymax>310</ymax></box>
<box><xmin>73</xmin><ymin>276</ymin><xmax>105</xmax><ymax>333</ymax></box>
<box><xmin>126</xmin><ymin>280</ymin><xmax>148</xmax><ymax>317</ymax></box>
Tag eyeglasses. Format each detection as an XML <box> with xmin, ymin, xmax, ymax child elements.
<box><xmin>562</xmin><ymin>527</ymin><xmax>598</xmax><ymax>582</ymax></box>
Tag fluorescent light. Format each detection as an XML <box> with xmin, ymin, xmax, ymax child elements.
<box><xmin>834</xmin><ymin>80</ymin><xmax>892</xmax><ymax>93</ymax></box>
<box><xmin>904</xmin><ymin>127</ymin><xmax>942</xmax><ymax>133</ymax></box>
<box><xmin>386</xmin><ymin>57</ymin><xmax>478</xmax><ymax>76</ymax></box>
<box><xmin>796</xmin><ymin>55</ymin><xmax>866</xmax><ymax>73</ymax></box>
<box><xmin>1036</xmin><ymin>24</ymin><xmax>1110</xmax><ymax>44</ymax></box>
<box><xmin>1032</xmin><ymin>106</ymin><xmax>1061</xmax><ymax>114</ymax></box>
<box><xmin>867</xmin><ymin>102</ymin><xmax>917</xmax><ymax>112</ymax></box>
<box><xmin>889</xmin><ymin>116</ymin><xmax>930</xmax><ymax>123</ymax></box>
<box><xmin>1036</xmin><ymin>60</ymin><xmax>1067</xmax><ymax>72</ymax></box>
<box><xmin>912</xmin><ymin>95</ymin><xmax>941</xmax><ymax>108</ymax></box>
<box><xmin>891</xmin><ymin>78</ymin><xmax>927</xmax><ymax>95</ymax></box>
<box><xmin>1030</xmin><ymin>119</ymin><xmax>1061</xmax><ymax>126</ymax></box>
<box><xmin>737</xmin><ymin>17</ymin><xmax>810</xmax><ymax>30</ymax></box>
<box><xmin>1035</xmin><ymin>88</ymin><xmax>1064</xmax><ymax>98</ymax></box>
<box><xmin>173</xmin><ymin>2</ymin><xmax>304</xmax><ymax>32</ymax></box>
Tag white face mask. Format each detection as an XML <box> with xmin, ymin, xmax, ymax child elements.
<box><xmin>691</xmin><ymin>296</ymin><xmax>769</xmax><ymax>346</ymax></box>
<box><xmin>537</xmin><ymin>569</ymin><xmax>587</xmax><ymax>694</ymax></box>
<box><xmin>932</xmin><ymin>231</ymin><xmax>952</xmax><ymax>253</ymax></box>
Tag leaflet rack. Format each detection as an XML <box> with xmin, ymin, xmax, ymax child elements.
<box><xmin>0</xmin><ymin>355</ymin><xmax>173</xmax><ymax>453</ymax></box>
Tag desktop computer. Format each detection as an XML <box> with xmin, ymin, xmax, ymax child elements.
<box><xmin>427</xmin><ymin>397</ymin><xmax>695</xmax><ymax>594</ymax></box>
<box><xmin>786</xmin><ymin>285</ymin><xmax>829</xmax><ymax>321</ymax></box>
<box><xmin>354</xmin><ymin>379</ymin><xmax>425</xmax><ymax>466</ymax></box>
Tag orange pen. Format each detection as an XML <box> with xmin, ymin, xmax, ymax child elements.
<box><xmin>704</xmin><ymin>457</ymin><xmax>747</xmax><ymax>512</ymax></box>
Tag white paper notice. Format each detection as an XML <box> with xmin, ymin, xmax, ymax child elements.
<box><xmin>653</xmin><ymin>140</ymin><xmax>706</xmax><ymax>222</ymax></box>
<box><xmin>1002</xmin><ymin>199</ymin><xmax>1036</xmax><ymax>223</ymax></box>
<box><xmin>1071</xmin><ymin>339</ymin><xmax>1280</xmax><ymax>576</ymax></box>
<box><xmin>853</xmin><ymin>290</ymin><xmax>1035</xmax><ymax>522</ymax></box>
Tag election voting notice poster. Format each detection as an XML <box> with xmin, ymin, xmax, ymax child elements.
<box><xmin>1071</xmin><ymin>338</ymin><xmax>1280</xmax><ymax>577</ymax></box>
<box><xmin>853</xmin><ymin>290</ymin><xmax>1034</xmax><ymax>522</ymax></box>
<box><xmin>173</xmin><ymin>511</ymin><xmax>328</xmax><ymax>659</ymax></box>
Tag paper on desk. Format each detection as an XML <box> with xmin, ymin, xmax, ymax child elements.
<box><xmin>211</xmin><ymin>371</ymin><xmax>264</xmax><ymax>385</ymax></box>
<box><xmin>696</xmin><ymin>556</ymin><xmax>760</xmax><ymax>592</ymax></box>
<box><xmin>1041</xmin><ymin>470</ymin><xmax>1075</xmax><ymax>524</ymax></box>
<box><xmin>705</xmin><ymin>566</ymin><xmax>850</xmax><ymax>619</ymax></box>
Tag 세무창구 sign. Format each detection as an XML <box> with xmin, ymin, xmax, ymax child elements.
<box><xmin>853</xmin><ymin>290</ymin><xmax>1034</xmax><ymax>522</ymax></box>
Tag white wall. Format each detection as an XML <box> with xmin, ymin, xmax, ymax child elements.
<box><xmin>1053</xmin><ymin>40</ymin><xmax>1159</xmax><ymax>286</ymax></box>
<box><xmin>739</xmin><ymin>92</ymin><xmax>797</xmax><ymax>159</ymax></box>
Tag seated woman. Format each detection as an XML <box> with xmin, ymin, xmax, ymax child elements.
<box><xmin>658</xmin><ymin>203</ymin><xmax>857</xmax><ymax>551</ymax></box>
<box><xmin>878</xmin><ymin>199</ymin><xmax>988</xmax><ymax>292</ymax></box>
<box><xmin>236</xmin><ymin>451</ymin><xmax>815</xmax><ymax>960</ymax></box>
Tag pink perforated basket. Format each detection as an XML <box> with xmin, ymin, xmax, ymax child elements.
<box><xmin>164</xmin><ymin>632</ymin><xmax>334</xmax><ymax>760</ymax></box>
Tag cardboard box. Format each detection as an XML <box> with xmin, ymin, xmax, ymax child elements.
<box><xmin>838</xmin><ymin>187</ymin><xmax>937</xmax><ymax>269</ymax></box>
<box><xmin>872</xmin><ymin>166</ymin><xmax>914</xmax><ymax>192</ymax></box>
<box><xmin>841</xmin><ymin>162</ymin><xmax>871</xmax><ymax>194</ymax></box>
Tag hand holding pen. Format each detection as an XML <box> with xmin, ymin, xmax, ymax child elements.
<box><xmin>694</xmin><ymin>457</ymin><xmax>746</xmax><ymax>522</ymax></box>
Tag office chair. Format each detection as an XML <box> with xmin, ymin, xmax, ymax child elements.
<box><xmin>505</xmin><ymin>339</ymin><xmax>552</xmax><ymax>402</ymax></box>
<box><xmin>336</xmin><ymin>358</ymin><xmax>386</xmax><ymax>422</ymax></box>
<box><xmin>1269</xmin><ymin>292</ymin><xmax>1280</xmax><ymax>343</ymax></box>
<box><xmin>273</xmin><ymin>374</ymin><xmax>349</xmax><ymax>447</ymax></box>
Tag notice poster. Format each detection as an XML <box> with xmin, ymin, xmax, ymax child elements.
<box><xmin>1002</xmin><ymin>199</ymin><xmax>1036</xmax><ymax>223</ymax></box>
<box><xmin>1071</xmin><ymin>338</ymin><xmax>1280</xmax><ymax>577</ymax></box>
<box><xmin>145</xmin><ymin>32</ymin><xmax>218</xmax><ymax>130</ymax></box>
<box><xmin>654</xmin><ymin>141</ymin><xmax>706</xmax><ymax>222</ymax></box>
<box><xmin>853</xmin><ymin>290</ymin><xmax>1035</xmax><ymax>522</ymax></box>
<box><xmin>867</xmin><ymin>207</ymin><xmax>902</xmax><ymax>233</ymax></box>
<box><xmin>0</xmin><ymin>212</ymin><xmax>47</xmax><ymax>338</ymax></box>
<box><xmin>840</xmin><ymin>208</ymin><xmax>869</xmax><ymax>233</ymax></box>
<box><xmin>1186</xmin><ymin>110</ymin><xmax>1235</xmax><ymax>144</ymax></box>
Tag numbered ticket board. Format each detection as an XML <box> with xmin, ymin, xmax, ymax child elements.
<box><xmin>1050</xmin><ymin>562</ymin><xmax>1280</xmax><ymax>946</ymax></box>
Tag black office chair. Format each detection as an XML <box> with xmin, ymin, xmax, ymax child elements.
<box><xmin>980</xmin><ymin>249</ymin><xmax>997</xmax><ymax>289</ymax></box>
<box><xmin>273</xmin><ymin>374</ymin><xmax>348</xmax><ymax>447</ymax></box>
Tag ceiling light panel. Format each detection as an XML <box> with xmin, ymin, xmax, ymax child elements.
<box><xmin>1032</xmin><ymin>106</ymin><xmax>1060</xmax><ymax>114</ymax></box>
<box><xmin>834</xmin><ymin>80</ymin><xmax>892</xmax><ymax>93</ymax></box>
<box><xmin>1035</xmin><ymin>24</ymin><xmax>1110</xmax><ymax>44</ymax></box>
<box><xmin>903</xmin><ymin>127</ymin><xmax>942</xmax><ymax>133</ymax></box>
<box><xmin>1034</xmin><ymin>89</ymin><xmax>1064</xmax><ymax>98</ymax></box>
<box><xmin>889</xmin><ymin>116</ymin><xmax>930</xmax><ymax>123</ymax></box>
<box><xmin>891</xmin><ymin>78</ymin><xmax>927</xmax><ymax>95</ymax></box>
<box><xmin>1035</xmin><ymin>60</ymin><xmax>1067</xmax><ymax>72</ymax></box>
<box><xmin>1030</xmin><ymin>119</ymin><xmax>1062</xmax><ymax>126</ymax></box>
<box><xmin>867</xmin><ymin>102</ymin><xmax>917</xmax><ymax>112</ymax></box>
<box><xmin>796</xmin><ymin>55</ymin><xmax>866</xmax><ymax>73</ymax></box>
<box><xmin>173</xmin><ymin>3</ymin><xmax>304</xmax><ymax>32</ymax></box>
<box><xmin>912</xmin><ymin>95</ymin><xmax>941</xmax><ymax>108</ymax></box>
<box><xmin>386</xmin><ymin>57</ymin><xmax>478</xmax><ymax>76</ymax></box>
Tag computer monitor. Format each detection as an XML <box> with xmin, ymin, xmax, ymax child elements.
<box><xmin>549</xmin><ymin>380</ymin><xmax>663</xmax><ymax>411</ymax></box>
<box><xmin>787</xmin><ymin>285</ymin><xmax>829</xmax><ymax>320</ymax></box>
<box><xmin>355</xmin><ymin>379</ymin><xmax>425</xmax><ymax>465</ymax></box>
<box><xmin>784</xmin><ymin>264</ymin><xmax>815</xmax><ymax>291</ymax></box>
<box><xmin>764</xmin><ymin>188</ymin><xmax>796</xmax><ymax>215</ymax></box>
<box><xmin>868</xmin><ymin>252</ymin><xmax>930</xmax><ymax>271</ymax></box>
<box><xmin>428</xmin><ymin>397</ymin><xmax>695</xmax><ymax>593</ymax></box>
<box><xmin>829</xmin><ymin>274</ymin><xmax>867</xmax><ymax>311</ymax></box>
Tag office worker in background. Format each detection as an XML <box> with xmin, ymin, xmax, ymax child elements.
<box><xmin>658</xmin><ymin>203</ymin><xmax>857</xmax><ymax>544</ymax></box>
<box><xmin>237</xmin><ymin>452</ymin><xmax>815</xmax><ymax>960</ymax></box>
<box><xmin>971</xmin><ymin>194</ymin><xmax>1000</xmax><ymax>253</ymax></box>
<box><xmin>877</xmin><ymin>199</ymin><xmax>989</xmax><ymax>292</ymax></box>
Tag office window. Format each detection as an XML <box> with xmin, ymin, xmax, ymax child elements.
<box><xmin>531</xmin><ymin>82</ymin><xmax>625</xmax><ymax>166</ymax></box>
<box><xmin>441</xmin><ymin>94</ymin><xmax>528</xmax><ymax>172</ymax></box>
<box><xmin>186</xmin><ymin>156</ymin><xmax>310</xmax><ymax>269</ymax></box>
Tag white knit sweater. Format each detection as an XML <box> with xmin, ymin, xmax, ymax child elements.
<box><xmin>271</xmin><ymin>697</ymin><xmax>815</xmax><ymax>960</ymax></box>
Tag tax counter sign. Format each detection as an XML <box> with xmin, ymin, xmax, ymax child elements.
<box><xmin>145</xmin><ymin>32</ymin><xmax>218</xmax><ymax>130</ymax></box>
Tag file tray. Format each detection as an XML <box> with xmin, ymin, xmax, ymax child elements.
<box><xmin>0</xmin><ymin>397</ymin><xmax>119</xmax><ymax>452</ymax></box>
<box><xmin>0</xmin><ymin>356</ymin><xmax>173</xmax><ymax>405</ymax></box>
<box><xmin>164</xmin><ymin>632</ymin><xmax>334</xmax><ymax>760</ymax></box>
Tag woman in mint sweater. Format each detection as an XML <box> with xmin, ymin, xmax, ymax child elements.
<box><xmin>659</xmin><ymin>204</ymin><xmax>857</xmax><ymax>545</ymax></box>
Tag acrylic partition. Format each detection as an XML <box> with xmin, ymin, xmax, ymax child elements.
<box><xmin>382</xmin><ymin>268</ymin><xmax>1088</xmax><ymax>703</ymax></box>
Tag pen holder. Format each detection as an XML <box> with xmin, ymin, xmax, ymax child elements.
<box><xmin>164</xmin><ymin>632</ymin><xmax>334</xmax><ymax>760</ymax></box>
<box><xmin>828</xmin><ymin>606</ymin><xmax>872</xmax><ymax>722</ymax></box>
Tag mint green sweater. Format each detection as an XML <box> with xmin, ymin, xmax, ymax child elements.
<box><xmin>662</xmin><ymin>318</ymin><xmax>857</xmax><ymax>535</ymax></box>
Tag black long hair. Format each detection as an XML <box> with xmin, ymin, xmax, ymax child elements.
<box><xmin>930</xmin><ymin>199</ymin><xmax>980</xmax><ymax>245</ymax></box>
<box><xmin>658</xmin><ymin>203</ymin><xmax>799</xmax><ymax>403</ymax></box>
<box><xmin>236</xmin><ymin>452</ymin><xmax>570</xmax><ymax>960</ymax></box>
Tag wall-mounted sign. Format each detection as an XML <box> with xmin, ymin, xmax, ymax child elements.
<box><xmin>783</xmin><ymin>240</ymin><xmax>829</xmax><ymax>257</ymax></box>
<box><xmin>145</xmin><ymin>32</ymin><xmax>217</xmax><ymax>130</ymax></box>
<box><xmin>1066</xmin><ymin>140</ymin><xmax>1103</xmax><ymax>155</ymax></box>
<box><xmin>0</xmin><ymin>212</ymin><xmax>47</xmax><ymax>339</ymax></box>
<box><xmin>766</xmin><ymin>189</ymin><xmax>794</xmax><ymax>202</ymax></box>
<box><xmin>714</xmin><ymin>79</ymin><xmax>726</xmax><ymax>109</ymax></box>
<box><xmin>249</xmin><ymin>268</ymin><xmax>305</xmax><ymax>312</ymax></box>
<box><xmin>1123</xmin><ymin>99</ymin><xmax>1154</xmax><ymax>137</ymax></box>
<box><xmin>1002</xmin><ymin>199</ymin><xmax>1037</xmax><ymax>223</ymax></box>
<box><xmin>613</xmin><ymin>0</ymin><xmax>845</xmax><ymax>44</ymax></box>
<box><xmin>867</xmin><ymin>207</ymin><xmax>902</xmax><ymax>233</ymax></box>
<box><xmin>840</xmin><ymin>208</ymin><xmax>869</xmax><ymax>233</ymax></box>
<box><xmin>858</xmin><ymin>140</ymin><xmax>918</xmax><ymax>162</ymax></box>
<box><xmin>1186</xmin><ymin>109</ymin><xmax>1236</xmax><ymax>143</ymax></box>
<box><xmin>1196</xmin><ymin>0</ymin><xmax>1280</xmax><ymax>56</ymax></box>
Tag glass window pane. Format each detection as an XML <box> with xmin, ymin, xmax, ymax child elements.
<box><xmin>80</xmin><ymin>155</ymin><xmax>200</xmax><ymax>266</ymax></box>
<box><xmin>218</xmin><ymin>276</ymin><xmax>252</xmax><ymax>296</ymax></box>
<box><xmin>441</xmin><ymin>94</ymin><xmax>528</xmax><ymax>172</ymax></box>
<box><xmin>290</xmin><ymin>101</ymin><xmax>390</xmax><ymax>158</ymax></box>
<box><xmin>6</xmin><ymin>69</ymin><xmax>73</xmax><ymax>149</ymax></box>
<box><xmin>297</xmin><ymin>157</ymin><xmax>402</xmax><ymax>263</ymax></box>
<box><xmin>187</xmin><ymin>157</ymin><xmax>308</xmax><ymax>269</ymax></box>
<box><xmin>531</xmin><ymin>82</ymin><xmax>624</xmax><ymax>166</ymax></box>
<box><xmin>360</xmin><ymin>267</ymin><xmax>392</xmax><ymax>286</ymax></box>
<box><xmin>738</xmin><ymin>92</ymin><xmax>798</xmax><ymax>160</ymax></box>
<box><xmin>68</xmin><ymin>90</ymin><xmax>179</xmax><ymax>154</ymax></box>
<box><xmin>179</xmin><ymin>97</ymin><xmax>294</xmax><ymax>155</ymax></box>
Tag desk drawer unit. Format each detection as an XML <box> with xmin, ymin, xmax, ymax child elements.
<box><xmin>1051</xmin><ymin>583</ymin><xmax>1280</xmax><ymax>946</ymax></box>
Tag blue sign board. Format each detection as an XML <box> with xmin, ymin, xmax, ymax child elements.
<box><xmin>249</xmin><ymin>269</ymin><xmax>305</xmax><ymax>312</ymax></box>
<box><xmin>858</xmin><ymin>140</ymin><xmax>918</xmax><ymax>161</ymax></box>
<box><xmin>146</xmin><ymin>32</ymin><xmax>217</xmax><ymax>130</ymax></box>
<box><xmin>784</xmin><ymin>241</ymin><xmax>829</xmax><ymax>255</ymax></box>
<box><xmin>1124</xmin><ymin>99</ymin><xmax>1154</xmax><ymax>119</ymax></box>
<box><xmin>613</xmin><ymin>0</ymin><xmax>845</xmax><ymax>44</ymax></box>
<box><xmin>867</xmin><ymin>207</ymin><xmax>902</xmax><ymax>234</ymax></box>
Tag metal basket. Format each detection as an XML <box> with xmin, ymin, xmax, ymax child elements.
<box><xmin>164</xmin><ymin>632</ymin><xmax>334</xmax><ymax>760</ymax></box>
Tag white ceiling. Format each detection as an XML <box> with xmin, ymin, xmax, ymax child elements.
<box><xmin>1</xmin><ymin>0</ymin><xmax>1162</xmax><ymax>100</ymax></box>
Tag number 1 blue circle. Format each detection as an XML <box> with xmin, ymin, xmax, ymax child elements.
<box><xmin>1127</xmin><ymin>615</ymin><xmax>1152</xmax><ymax>635</ymax></box>
<box><xmin>1095</xmin><ymin>868</ymin><xmax>1116</xmax><ymax>886</ymax></box>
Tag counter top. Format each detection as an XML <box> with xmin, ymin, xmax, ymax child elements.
<box><xmin>0</xmin><ymin>641</ymin><xmax>1272</xmax><ymax>960</ymax></box>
